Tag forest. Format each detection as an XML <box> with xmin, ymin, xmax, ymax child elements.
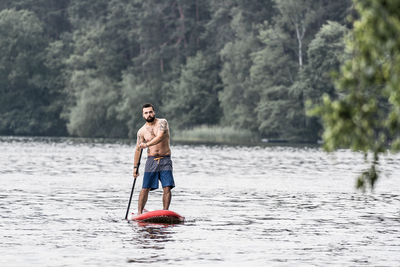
<box><xmin>0</xmin><ymin>0</ymin><xmax>353</xmax><ymax>141</ymax></box>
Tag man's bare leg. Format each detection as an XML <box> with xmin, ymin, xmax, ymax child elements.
<box><xmin>162</xmin><ymin>186</ymin><xmax>172</xmax><ymax>210</ymax></box>
<box><xmin>138</xmin><ymin>188</ymin><xmax>150</xmax><ymax>214</ymax></box>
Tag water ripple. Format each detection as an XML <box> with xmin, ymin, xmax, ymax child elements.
<box><xmin>0</xmin><ymin>137</ymin><xmax>399</xmax><ymax>266</ymax></box>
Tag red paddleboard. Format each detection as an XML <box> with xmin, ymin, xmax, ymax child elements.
<box><xmin>132</xmin><ymin>210</ymin><xmax>184</xmax><ymax>224</ymax></box>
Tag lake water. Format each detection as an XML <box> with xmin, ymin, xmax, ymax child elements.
<box><xmin>0</xmin><ymin>136</ymin><xmax>399</xmax><ymax>266</ymax></box>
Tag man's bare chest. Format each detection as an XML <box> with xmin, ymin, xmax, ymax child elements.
<box><xmin>143</xmin><ymin>125</ymin><xmax>158</xmax><ymax>140</ymax></box>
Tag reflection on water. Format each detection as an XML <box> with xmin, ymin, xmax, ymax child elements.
<box><xmin>132</xmin><ymin>224</ymin><xmax>177</xmax><ymax>249</ymax></box>
<box><xmin>0</xmin><ymin>136</ymin><xmax>399</xmax><ymax>266</ymax></box>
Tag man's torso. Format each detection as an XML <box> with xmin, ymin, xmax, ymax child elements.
<box><xmin>139</xmin><ymin>118</ymin><xmax>171</xmax><ymax>156</ymax></box>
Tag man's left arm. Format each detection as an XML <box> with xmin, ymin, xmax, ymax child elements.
<box><xmin>140</xmin><ymin>119</ymin><xmax>169</xmax><ymax>148</ymax></box>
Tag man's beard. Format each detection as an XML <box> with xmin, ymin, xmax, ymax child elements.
<box><xmin>145</xmin><ymin>116</ymin><xmax>155</xmax><ymax>122</ymax></box>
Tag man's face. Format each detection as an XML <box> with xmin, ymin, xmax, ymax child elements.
<box><xmin>142</xmin><ymin>107</ymin><xmax>155</xmax><ymax>122</ymax></box>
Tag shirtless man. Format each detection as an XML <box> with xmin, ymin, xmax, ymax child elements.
<box><xmin>133</xmin><ymin>103</ymin><xmax>175</xmax><ymax>215</ymax></box>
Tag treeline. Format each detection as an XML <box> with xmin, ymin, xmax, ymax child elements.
<box><xmin>0</xmin><ymin>0</ymin><xmax>353</xmax><ymax>141</ymax></box>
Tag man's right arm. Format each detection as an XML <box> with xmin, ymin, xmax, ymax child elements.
<box><xmin>133</xmin><ymin>131</ymin><xmax>143</xmax><ymax>178</ymax></box>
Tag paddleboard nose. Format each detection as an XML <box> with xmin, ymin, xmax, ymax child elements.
<box><xmin>131</xmin><ymin>210</ymin><xmax>184</xmax><ymax>224</ymax></box>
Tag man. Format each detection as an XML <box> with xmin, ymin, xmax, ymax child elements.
<box><xmin>133</xmin><ymin>103</ymin><xmax>175</xmax><ymax>215</ymax></box>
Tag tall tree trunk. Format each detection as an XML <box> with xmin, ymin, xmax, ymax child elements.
<box><xmin>177</xmin><ymin>4</ymin><xmax>187</xmax><ymax>48</ymax></box>
<box><xmin>295</xmin><ymin>23</ymin><xmax>305</xmax><ymax>68</ymax></box>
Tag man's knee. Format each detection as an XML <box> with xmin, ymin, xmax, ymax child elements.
<box><xmin>141</xmin><ymin>188</ymin><xmax>151</xmax><ymax>194</ymax></box>
<box><xmin>163</xmin><ymin>186</ymin><xmax>171</xmax><ymax>193</ymax></box>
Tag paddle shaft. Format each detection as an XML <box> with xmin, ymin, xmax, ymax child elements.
<box><xmin>125</xmin><ymin>148</ymin><xmax>143</xmax><ymax>220</ymax></box>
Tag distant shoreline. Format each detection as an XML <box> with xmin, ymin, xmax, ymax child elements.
<box><xmin>0</xmin><ymin>135</ymin><xmax>320</xmax><ymax>147</ymax></box>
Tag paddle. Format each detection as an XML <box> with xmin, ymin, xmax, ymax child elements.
<box><xmin>125</xmin><ymin>148</ymin><xmax>143</xmax><ymax>220</ymax></box>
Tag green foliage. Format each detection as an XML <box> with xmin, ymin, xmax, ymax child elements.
<box><xmin>0</xmin><ymin>9</ymin><xmax>66</xmax><ymax>135</ymax></box>
<box><xmin>0</xmin><ymin>0</ymin><xmax>71</xmax><ymax>39</ymax></box>
<box><xmin>248</xmin><ymin>0</ymin><xmax>352</xmax><ymax>141</ymax></box>
<box><xmin>303</xmin><ymin>21</ymin><xmax>348</xmax><ymax>139</ymax></box>
<box><xmin>314</xmin><ymin>0</ymin><xmax>400</xmax><ymax>189</ymax></box>
<box><xmin>63</xmin><ymin>0</ymin><xmax>141</xmax><ymax>137</ymax></box>
<box><xmin>218</xmin><ymin>4</ymin><xmax>270</xmax><ymax>131</ymax></box>
<box><xmin>250</xmin><ymin>21</ymin><xmax>298</xmax><ymax>138</ymax></box>
<box><xmin>250</xmin><ymin>0</ymin><xmax>320</xmax><ymax>140</ymax></box>
<box><xmin>118</xmin><ymin>72</ymin><xmax>162</xmax><ymax>138</ymax></box>
<box><xmin>165</xmin><ymin>52</ymin><xmax>222</xmax><ymax>129</ymax></box>
<box><xmin>172</xmin><ymin>125</ymin><xmax>259</xmax><ymax>144</ymax></box>
<box><xmin>219</xmin><ymin>35</ymin><xmax>258</xmax><ymax>130</ymax></box>
<box><xmin>0</xmin><ymin>0</ymin><xmax>353</xmax><ymax>143</ymax></box>
<box><xmin>67</xmin><ymin>72</ymin><xmax>126</xmax><ymax>137</ymax></box>
<box><xmin>305</xmin><ymin>21</ymin><xmax>348</xmax><ymax>100</ymax></box>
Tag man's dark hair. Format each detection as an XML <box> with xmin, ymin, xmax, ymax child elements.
<box><xmin>142</xmin><ymin>103</ymin><xmax>155</xmax><ymax>111</ymax></box>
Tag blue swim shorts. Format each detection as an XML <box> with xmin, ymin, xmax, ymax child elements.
<box><xmin>142</xmin><ymin>155</ymin><xmax>175</xmax><ymax>191</ymax></box>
